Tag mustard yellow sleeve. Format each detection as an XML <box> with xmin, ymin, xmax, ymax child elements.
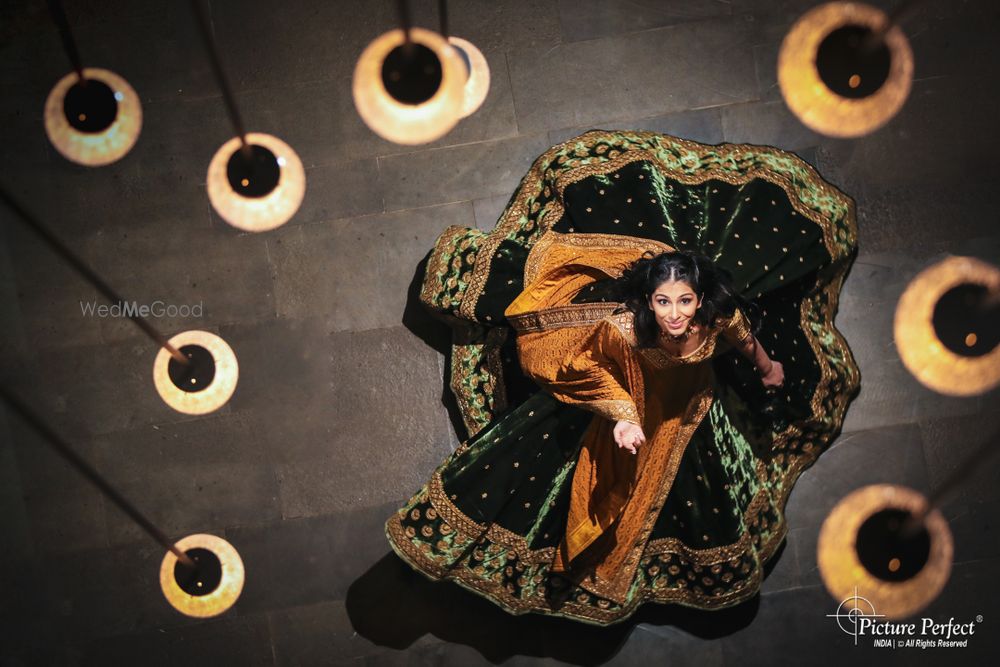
<box><xmin>515</xmin><ymin>318</ymin><xmax>641</xmax><ymax>425</ymax></box>
<box><xmin>720</xmin><ymin>306</ymin><xmax>753</xmax><ymax>347</ymax></box>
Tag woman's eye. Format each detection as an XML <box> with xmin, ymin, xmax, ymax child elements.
<box><xmin>682</xmin><ymin>299</ymin><xmax>691</xmax><ymax>304</ymax></box>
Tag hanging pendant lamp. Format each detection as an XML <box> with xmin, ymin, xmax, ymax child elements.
<box><xmin>206</xmin><ymin>133</ymin><xmax>306</xmax><ymax>232</ymax></box>
<box><xmin>353</xmin><ymin>26</ymin><xmax>466</xmax><ymax>145</ymax></box>
<box><xmin>1</xmin><ymin>186</ymin><xmax>237</xmax><ymax>416</ymax></box>
<box><xmin>894</xmin><ymin>256</ymin><xmax>1000</xmax><ymax>397</ymax></box>
<box><xmin>447</xmin><ymin>36</ymin><xmax>490</xmax><ymax>119</ymax></box>
<box><xmin>43</xmin><ymin>0</ymin><xmax>142</xmax><ymax>165</ymax></box>
<box><xmin>189</xmin><ymin>0</ymin><xmax>305</xmax><ymax>232</ymax></box>
<box><xmin>152</xmin><ymin>329</ymin><xmax>239</xmax><ymax>415</ymax></box>
<box><xmin>44</xmin><ymin>68</ymin><xmax>142</xmax><ymax>166</ymax></box>
<box><xmin>1</xmin><ymin>389</ymin><xmax>245</xmax><ymax>620</ymax></box>
<box><xmin>818</xmin><ymin>484</ymin><xmax>952</xmax><ymax>619</ymax></box>
<box><xmin>160</xmin><ymin>533</ymin><xmax>246</xmax><ymax>618</ymax></box>
<box><xmin>778</xmin><ymin>2</ymin><xmax>913</xmax><ymax>138</ymax></box>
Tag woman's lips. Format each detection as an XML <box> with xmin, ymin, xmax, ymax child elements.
<box><xmin>667</xmin><ymin>320</ymin><xmax>683</xmax><ymax>328</ymax></box>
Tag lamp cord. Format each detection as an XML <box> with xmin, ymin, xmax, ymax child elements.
<box><xmin>863</xmin><ymin>0</ymin><xmax>923</xmax><ymax>52</ymax></box>
<box><xmin>188</xmin><ymin>0</ymin><xmax>250</xmax><ymax>150</ymax></box>
<box><xmin>438</xmin><ymin>0</ymin><xmax>449</xmax><ymax>39</ymax></box>
<box><xmin>0</xmin><ymin>186</ymin><xmax>189</xmax><ymax>365</ymax></box>
<box><xmin>46</xmin><ymin>0</ymin><xmax>84</xmax><ymax>79</ymax></box>
<box><xmin>901</xmin><ymin>426</ymin><xmax>1000</xmax><ymax>537</ymax></box>
<box><xmin>0</xmin><ymin>387</ymin><xmax>196</xmax><ymax>569</ymax></box>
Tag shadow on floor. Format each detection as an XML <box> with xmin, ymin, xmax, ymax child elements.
<box><xmin>347</xmin><ymin>540</ymin><xmax>788</xmax><ymax>665</ymax></box>
<box><xmin>402</xmin><ymin>251</ymin><xmax>472</xmax><ymax>443</ymax></box>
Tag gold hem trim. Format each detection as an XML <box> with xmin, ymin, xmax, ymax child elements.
<box><xmin>508</xmin><ymin>302</ymin><xmax>621</xmax><ymax>333</ymax></box>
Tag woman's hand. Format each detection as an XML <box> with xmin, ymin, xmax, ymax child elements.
<box><xmin>613</xmin><ymin>420</ymin><xmax>646</xmax><ymax>455</ymax></box>
<box><xmin>761</xmin><ymin>360</ymin><xmax>785</xmax><ymax>389</ymax></box>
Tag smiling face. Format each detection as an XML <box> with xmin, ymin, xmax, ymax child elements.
<box><xmin>649</xmin><ymin>279</ymin><xmax>702</xmax><ymax>336</ymax></box>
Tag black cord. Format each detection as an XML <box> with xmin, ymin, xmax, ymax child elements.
<box><xmin>397</xmin><ymin>0</ymin><xmax>413</xmax><ymax>44</ymax></box>
<box><xmin>863</xmin><ymin>0</ymin><xmax>923</xmax><ymax>52</ymax></box>
<box><xmin>0</xmin><ymin>387</ymin><xmax>196</xmax><ymax>568</ymax></box>
<box><xmin>0</xmin><ymin>185</ymin><xmax>189</xmax><ymax>365</ymax></box>
<box><xmin>46</xmin><ymin>0</ymin><xmax>84</xmax><ymax>78</ymax></box>
<box><xmin>188</xmin><ymin>0</ymin><xmax>249</xmax><ymax>147</ymax></box>
<box><xmin>438</xmin><ymin>0</ymin><xmax>449</xmax><ymax>39</ymax></box>
<box><xmin>901</xmin><ymin>427</ymin><xmax>1000</xmax><ymax>536</ymax></box>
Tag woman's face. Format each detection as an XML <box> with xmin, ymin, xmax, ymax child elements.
<box><xmin>649</xmin><ymin>279</ymin><xmax>702</xmax><ymax>335</ymax></box>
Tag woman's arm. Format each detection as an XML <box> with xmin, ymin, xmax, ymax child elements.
<box><xmin>732</xmin><ymin>333</ymin><xmax>785</xmax><ymax>387</ymax></box>
<box><xmin>516</xmin><ymin>318</ymin><xmax>641</xmax><ymax>423</ymax></box>
<box><xmin>720</xmin><ymin>309</ymin><xmax>784</xmax><ymax>387</ymax></box>
<box><xmin>734</xmin><ymin>333</ymin><xmax>772</xmax><ymax>375</ymax></box>
<box><xmin>515</xmin><ymin>317</ymin><xmax>648</xmax><ymax>453</ymax></box>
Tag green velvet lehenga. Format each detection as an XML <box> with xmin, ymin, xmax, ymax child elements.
<box><xmin>385</xmin><ymin>130</ymin><xmax>860</xmax><ymax>625</ymax></box>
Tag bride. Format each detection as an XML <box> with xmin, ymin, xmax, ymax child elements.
<box><xmin>385</xmin><ymin>129</ymin><xmax>859</xmax><ymax>625</ymax></box>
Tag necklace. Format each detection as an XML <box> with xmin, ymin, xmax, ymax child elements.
<box><xmin>659</xmin><ymin>324</ymin><xmax>696</xmax><ymax>343</ymax></box>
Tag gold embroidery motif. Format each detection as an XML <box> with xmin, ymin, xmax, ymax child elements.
<box><xmin>605</xmin><ymin>309</ymin><xmax>738</xmax><ymax>369</ymax></box>
<box><xmin>507</xmin><ymin>302</ymin><xmax>620</xmax><ymax>333</ymax></box>
<box><xmin>588</xmin><ymin>399</ymin><xmax>640</xmax><ymax>424</ymax></box>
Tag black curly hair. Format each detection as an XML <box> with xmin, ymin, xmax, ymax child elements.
<box><xmin>614</xmin><ymin>250</ymin><xmax>763</xmax><ymax>348</ymax></box>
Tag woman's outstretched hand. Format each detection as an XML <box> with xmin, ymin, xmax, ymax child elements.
<box><xmin>761</xmin><ymin>360</ymin><xmax>785</xmax><ymax>389</ymax></box>
<box><xmin>613</xmin><ymin>420</ymin><xmax>646</xmax><ymax>455</ymax></box>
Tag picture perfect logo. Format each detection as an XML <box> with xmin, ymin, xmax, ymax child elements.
<box><xmin>827</xmin><ymin>587</ymin><xmax>981</xmax><ymax>649</ymax></box>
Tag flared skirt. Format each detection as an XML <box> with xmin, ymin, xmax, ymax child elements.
<box><xmin>386</xmin><ymin>129</ymin><xmax>860</xmax><ymax>625</ymax></box>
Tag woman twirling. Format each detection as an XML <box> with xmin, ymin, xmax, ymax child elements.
<box><xmin>386</xmin><ymin>130</ymin><xmax>859</xmax><ymax>625</ymax></box>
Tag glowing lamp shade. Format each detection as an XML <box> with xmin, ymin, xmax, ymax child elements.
<box><xmin>818</xmin><ymin>484</ymin><xmax>952</xmax><ymax>619</ymax></box>
<box><xmin>352</xmin><ymin>27</ymin><xmax>466</xmax><ymax>145</ymax></box>
<box><xmin>206</xmin><ymin>132</ymin><xmax>305</xmax><ymax>232</ymax></box>
<box><xmin>43</xmin><ymin>68</ymin><xmax>142</xmax><ymax>166</ymax></box>
<box><xmin>160</xmin><ymin>533</ymin><xmax>245</xmax><ymax>618</ymax></box>
<box><xmin>448</xmin><ymin>36</ymin><xmax>490</xmax><ymax>119</ymax></box>
<box><xmin>894</xmin><ymin>256</ymin><xmax>1000</xmax><ymax>396</ymax></box>
<box><xmin>153</xmin><ymin>330</ymin><xmax>238</xmax><ymax>415</ymax></box>
<box><xmin>778</xmin><ymin>2</ymin><xmax>913</xmax><ymax>138</ymax></box>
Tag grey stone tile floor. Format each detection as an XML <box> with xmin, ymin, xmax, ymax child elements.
<box><xmin>1</xmin><ymin>0</ymin><xmax>999</xmax><ymax>664</ymax></box>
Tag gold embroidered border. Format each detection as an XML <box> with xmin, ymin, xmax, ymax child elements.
<box><xmin>766</xmin><ymin>262</ymin><xmax>860</xmax><ymax>464</ymax></box>
<box><xmin>419</xmin><ymin>225</ymin><xmax>480</xmax><ymax>312</ymax></box>
<box><xmin>386</xmin><ymin>441</ymin><xmax>797</xmax><ymax>624</ymax></box>
<box><xmin>427</xmin><ymin>469</ymin><xmax>556</xmax><ymax>563</ymax></box>
<box><xmin>448</xmin><ymin>324</ymin><xmax>491</xmax><ymax>436</ymax></box>
<box><xmin>386</xmin><ymin>505</ymin><xmax>780</xmax><ymax>626</ymax></box>
<box><xmin>507</xmin><ymin>302</ymin><xmax>621</xmax><ymax>333</ymax></box>
<box><xmin>447</xmin><ymin>324</ymin><xmax>511</xmax><ymax>437</ymax></box>
<box><xmin>606</xmin><ymin>310</ymin><xmax>638</xmax><ymax>345</ymax></box>
<box><xmin>587</xmin><ymin>399</ymin><xmax>641</xmax><ymax>425</ymax></box>
<box><xmin>607</xmin><ymin>308</ymin><xmax>721</xmax><ymax>368</ymax></box>
<box><xmin>726</xmin><ymin>308</ymin><xmax>752</xmax><ymax>344</ymax></box>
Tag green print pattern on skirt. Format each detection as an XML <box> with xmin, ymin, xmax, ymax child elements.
<box><xmin>387</xmin><ymin>130</ymin><xmax>861</xmax><ymax>625</ymax></box>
